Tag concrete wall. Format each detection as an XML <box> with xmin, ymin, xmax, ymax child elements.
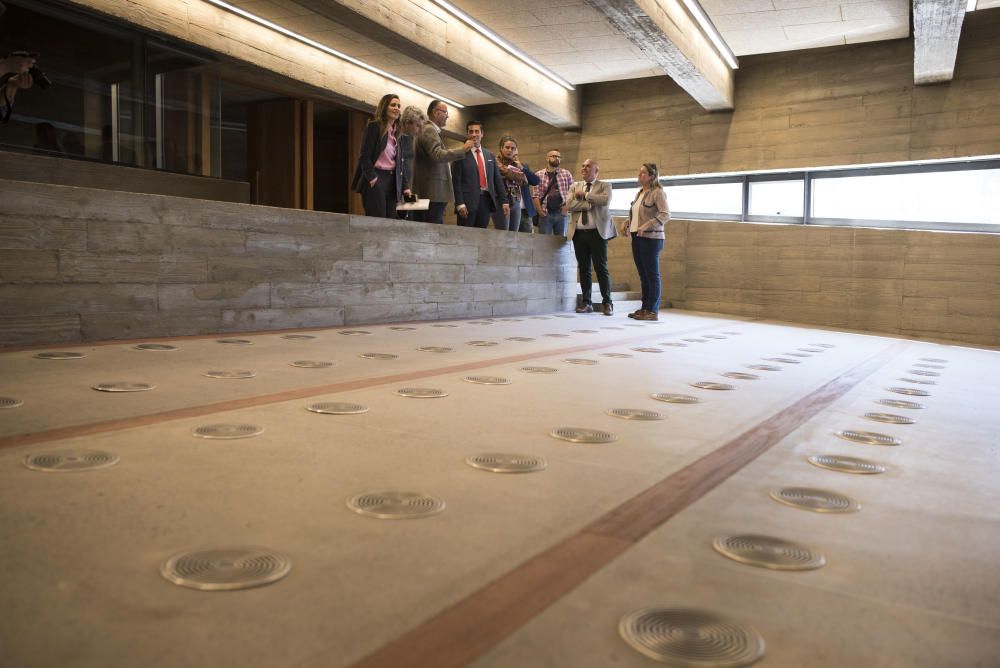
<box><xmin>0</xmin><ymin>179</ymin><xmax>576</xmax><ymax>346</ymax></box>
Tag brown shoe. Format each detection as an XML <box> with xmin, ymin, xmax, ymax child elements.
<box><xmin>627</xmin><ymin>309</ymin><xmax>646</xmax><ymax>319</ymax></box>
<box><xmin>637</xmin><ymin>311</ymin><xmax>658</xmax><ymax>321</ymax></box>
<box><xmin>602</xmin><ymin>302</ymin><xmax>613</xmax><ymax>316</ymax></box>
<box><xmin>576</xmin><ymin>303</ymin><xmax>594</xmax><ymax>314</ymax></box>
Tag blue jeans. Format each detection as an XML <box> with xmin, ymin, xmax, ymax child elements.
<box><xmin>539</xmin><ymin>212</ymin><xmax>567</xmax><ymax>235</ymax></box>
<box><xmin>491</xmin><ymin>202</ymin><xmax>521</xmax><ymax>231</ymax></box>
<box><xmin>632</xmin><ymin>234</ymin><xmax>664</xmax><ymax>312</ymax></box>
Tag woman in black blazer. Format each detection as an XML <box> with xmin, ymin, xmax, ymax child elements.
<box><xmin>351</xmin><ymin>93</ymin><xmax>406</xmax><ymax>218</ymax></box>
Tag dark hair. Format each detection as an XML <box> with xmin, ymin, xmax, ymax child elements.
<box><xmin>466</xmin><ymin>120</ymin><xmax>483</xmax><ymax>132</ymax></box>
<box><xmin>373</xmin><ymin>93</ymin><xmax>400</xmax><ymax>137</ymax></box>
<box><xmin>427</xmin><ymin>99</ymin><xmax>444</xmax><ymax>117</ymax></box>
<box><xmin>498</xmin><ymin>134</ymin><xmax>517</xmax><ymax>151</ymax></box>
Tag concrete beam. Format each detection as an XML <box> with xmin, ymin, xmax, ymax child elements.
<box><xmin>583</xmin><ymin>0</ymin><xmax>734</xmax><ymax>111</ymax></box>
<box><xmin>914</xmin><ymin>0</ymin><xmax>967</xmax><ymax>84</ymax></box>
<box><xmin>293</xmin><ymin>0</ymin><xmax>581</xmax><ymax>129</ymax></box>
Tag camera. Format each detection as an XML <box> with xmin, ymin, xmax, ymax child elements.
<box><xmin>403</xmin><ymin>192</ymin><xmax>417</xmax><ymax>203</ymax></box>
<box><xmin>27</xmin><ymin>64</ymin><xmax>49</xmax><ymax>89</ymax></box>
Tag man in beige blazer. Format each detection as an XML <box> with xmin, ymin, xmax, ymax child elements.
<box><xmin>566</xmin><ymin>158</ymin><xmax>616</xmax><ymax>315</ymax></box>
<box><xmin>413</xmin><ymin>99</ymin><xmax>474</xmax><ymax>224</ymax></box>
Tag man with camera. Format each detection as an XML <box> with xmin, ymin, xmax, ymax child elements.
<box><xmin>1</xmin><ymin>50</ymin><xmax>48</xmax><ymax>123</ymax></box>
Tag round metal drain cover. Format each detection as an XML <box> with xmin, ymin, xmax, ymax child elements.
<box><xmin>619</xmin><ymin>607</ymin><xmax>765</xmax><ymax>668</ymax></box>
<box><xmin>521</xmin><ymin>366</ymin><xmax>558</xmax><ymax>374</ymax></box>
<box><xmin>281</xmin><ymin>334</ymin><xmax>316</xmax><ymax>340</ymax></box>
<box><xmin>34</xmin><ymin>351</ymin><xmax>86</xmax><ymax>360</ymax></box>
<box><xmin>360</xmin><ymin>352</ymin><xmax>398</xmax><ymax>360</ymax></box>
<box><xmin>432</xmin><ymin>323</ymin><xmax>458</xmax><ymax>328</ymax></box>
<box><xmin>192</xmin><ymin>423</ymin><xmax>263</xmax><ymax>439</ymax></box>
<box><xmin>783</xmin><ymin>352</ymin><xmax>812</xmax><ymax>358</ymax></box>
<box><xmin>339</xmin><ymin>330</ymin><xmax>371</xmax><ymax>336</ymax></box>
<box><xmin>573</xmin><ymin>329</ymin><xmax>599</xmax><ymax>334</ymax></box>
<box><xmin>544</xmin><ymin>333</ymin><xmax>570</xmax><ymax>338</ymax></box>
<box><xmin>919</xmin><ymin>357</ymin><xmax>948</xmax><ymax>363</ymax></box>
<box><xmin>625</xmin><ymin>323</ymin><xmax>644</xmax><ymax>327</ymax></box>
<box><xmin>763</xmin><ymin>357</ymin><xmax>800</xmax><ymax>364</ymax></box>
<box><xmin>601</xmin><ymin>326</ymin><xmax>625</xmax><ymax>330</ymax></box>
<box><xmin>683</xmin><ymin>338</ymin><xmax>708</xmax><ymax>343</ymax></box>
<box><xmin>92</xmin><ymin>382</ymin><xmax>155</xmax><ymax>392</ymax></box>
<box><xmin>746</xmin><ymin>364</ymin><xmax>781</xmax><ymax>371</ymax></box>
<box><xmin>691</xmin><ymin>381</ymin><xmax>735</xmax><ymax>391</ymax></box>
<box><xmin>307</xmin><ymin>402</ymin><xmax>368</xmax><ymax>415</ymax></box>
<box><xmin>770</xmin><ymin>487</ymin><xmax>860</xmax><ymax>513</ymax></box>
<box><xmin>812</xmin><ymin>343</ymin><xmax>836</xmax><ymax>348</ymax></box>
<box><xmin>418</xmin><ymin>346</ymin><xmax>453</xmax><ymax>353</ymax></box>
<box><xmin>347</xmin><ymin>491</ymin><xmax>445</xmax><ymax>519</ymax></box>
<box><xmin>907</xmin><ymin>369</ymin><xmax>941</xmax><ymax>377</ymax></box>
<box><xmin>217</xmin><ymin>338</ymin><xmax>252</xmax><ymax>345</ymax></box>
<box><xmin>463</xmin><ymin>375</ymin><xmax>511</xmax><ymax>385</ymax></box>
<box><xmin>704</xmin><ymin>334</ymin><xmax>727</xmax><ymax>340</ymax></box>
<box><xmin>836</xmin><ymin>430</ymin><xmax>901</xmax><ymax>446</ymax></box>
<box><xmin>23</xmin><ymin>449</ymin><xmax>119</xmax><ymax>472</ymax></box>
<box><xmin>550</xmin><ymin>427</ymin><xmax>617</xmax><ymax>444</ymax></box>
<box><xmin>204</xmin><ymin>370</ymin><xmax>256</xmax><ymax>379</ymax></box>
<box><xmin>465</xmin><ymin>340</ymin><xmax>498</xmax><ymax>347</ymax></box>
<box><xmin>864</xmin><ymin>412</ymin><xmax>915</xmax><ymax>425</ymax></box>
<box><xmin>878</xmin><ymin>398</ymin><xmax>924</xmax><ymax>409</ymax></box>
<box><xmin>651</xmin><ymin>393</ymin><xmax>701</xmax><ymax>404</ymax></box>
<box><xmin>564</xmin><ymin>358</ymin><xmax>598</xmax><ymax>365</ymax></box>
<box><xmin>722</xmin><ymin>372</ymin><xmax>759</xmax><ymax>380</ymax></box>
<box><xmin>289</xmin><ymin>360</ymin><xmax>334</xmax><ymax>369</ymax></box>
<box><xmin>887</xmin><ymin>386</ymin><xmax>930</xmax><ymax>396</ymax></box>
<box><xmin>134</xmin><ymin>343</ymin><xmax>177</xmax><ymax>351</ymax></box>
<box><xmin>555</xmin><ymin>314</ymin><xmax>575</xmax><ymax>318</ymax></box>
<box><xmin>798</xmin><ymin>347</ymin><xmax>824</xmax><ymax>353</ymax></box>
<box><xmin>712</xmin><ymin>534</ymin><xmax>826</xmax><ymax>571</ymax></box>
<box><xmin>722</xmin><ymin>331</ymin><xmax>743</xmax><ymax>335</ymax></box>
<box><xmin>807</xmin><ymin>454</ymin><xmax>888</xmax><ymax>475</ymax></box>
<box><xmin>466</xmin><ymin>453</ymin><xmax>547</xmax><ymax>473</ymax></box>
<box><xmin>606</xmin><ymin>408</ymin><xmax>664</xmax><ymax>421</ymax></box>
<box><xmin>161</xmin><ymin>547</ymin><xmax>291</xmax><ymax>591</ymax></box>
<box><xmin>899</xmin><ymin>377</ymin><xmax>936</xmax><ymax>385</ymax></box>
<box><xmin>659</xmin><ymin>342</ymin><xmax>687</xmax><ymax>347</ymax></box>
<box><xmin>395</xmin><ymin>387</ymin><xmax>448</xmax><ymax>398</ymax></box>
<box><xmin>0</xmin><ymin>396</ymin><xmax>24</xmax><ymax>409</ymax></box>
<box><xmin>506</xmin><ymin>336</ymin><xmax>535</xmax><ymax>342</ymax></box>
<box><xmin>530</xmin><ymin>316</ymin><xmax>551</xmax><ymax>320</ymax></box>
<box><xmin>601</xmin><ymin>352</ymin><xmax>633</xmax><ymax>358</ymax></box>
<box><xmin>390</xmin><ymin>326</ymin><xmax>416</xmax><ymax>331</ymax></box>
<box><xmin>632</xmin><ymin>347</ymin><xmax>664</xmax><ymax>353</ymax></box>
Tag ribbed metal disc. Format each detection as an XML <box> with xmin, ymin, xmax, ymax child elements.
<box><xmin>878</xmin><ymin>398</ymin><xmax>924</xmax><ymax>409</ymax></box>
<box><xmin>807</xmin><ymin>454</ymin><xmax>888</xmax><ymax>475</ymax></box>
<box><xmin>770</xmin><ymin>487</ymin><xmax>860</xmax><ymax>513</ymax></box>
<box><xmin>281</xmin><ymin>334</ymin><xmax>316</xmax><ymax>340</ymax></box>
<box><xmin>204</xmin><ymin>369</ymin><xmax>256</xmax><ymax>379</ymax></box>
<box><xmin>465</xmin><ymin>340</ymin><xmax>498</xmax><ymax>347</ymax></box>
<box><xmin>289</xmin><ymin>360</ymin><xmax>334</xmax><ymax>368</ymax></box>
<box><xmin>520</xmin><ymin>366</ymin><xmax>558</xmax><ymax>374</ymax></box>
<box><xmin>601</xmin><ymin>352</ymin><xmax>633</xmax><ymax>358</ymax></box>
<box><xmin>811</xmin><ymin>343</ymin><xmax>836</xmax><ymax>348</ymax></box>
<box><xmin>529</xmin><ymin>316</ymin><xmax>551</xmax><ymax>320</ymax></box>
<box><xmin>691</xmin><ymin>381</ymin><xmax>735</xmax><ymax>391</ymax></box>
<box><xmin>919</xmin><ymin>358</ymin><xmax>948</xmax><ymax>364</ymax></box>
<box><xmin>632</xmin><ymin>347</ymin><xmax>664</xmax><ymax>353</ymax></box>
<box><xmin>465</xmin><ymin>453</ymin><xmax>547</xmax><ymax>473</ymax></box>
<box><xmin>347</xmin><ymin>491</ymin><xmax>445</xmax><ymax>519</ymax></box>
<box><xmin>836</xmin><ymin>429</ymin><xmax>901</xmax><ymax>446</ymax></box>
<box><xmin>601</xmin><ymin>326</ymin><xmax>625</xmax><ymax>330</ymax></box>
<box><xmin>660</xmin><ymin>342</ymin><xmax>688</xmax><ymax>347</ymax></box>
<box><xmin>606</xmin><ymin>408</ymin><xmax>664</xmax><ymax>421</ymax></box>
<box><xmin>432</xmin><ymin>323</ymin><xmax>458</xmax><ymax>328</ymax></box>
<box><xmin>389</xmin><ymin>326</ymin><xmax>416</xmax><ymax>331</ymax></box>
<box><xmin>619</xmin><ymin>607</ymin><xmax>765</xmax><ymax>667</ymax></box>
<box><xmin>217</xmin><ymin>338</ymin><xmax>252</xmax><ymax>345</ymax></box>
<box><xmin>763</xmin><ymin>357</ymin><xmax>800</xmax><ymax>364</ymax></box>
<box><xmin>506</xmin><ymin>336</ymin><xmax>535</xmax><ymax>342</ymax></box>
<box><xmin>798</xmin><ymin>347</ymin><xmax>824</xmax><ymax>353</ymax></box>
<box><xmin>549</xmin><ymin>427</ymin><xmax>617</xmax><ymax>443</ymax></box>
<box><xmin>395</xmin><ymin>387</ymin><xmax>447</xmax><ymax>398</ymax></box>
<box><xmin>544</xmin><ymin>333</ymin><xmax>570</xmax><ymax>338</ymax></box>
<box><xmin>899</xmin><ymin>377</ymin><xmax>936</xmax><ymax>385</ymax></box>
<box><xmin>564</xmin><ymin>358</ymin><xmax>598</xmax><ymax>365</ymax></box>
<box><xmin>887</xmin><ymin>386</ymin><xmax>930</xmax><ymax>396</ymax></box>
<box><xmin>746</xmin><ymin>364</ymin><xmax>781</xmax><ymax>371</ymax></box>
<box><xmin>573</xmin><ymin>329</ymin><xmax>599</xmax><ymax>334</ymax></box>
<box><xmin>704</xmin><ymin>334</ymin><xmax>727</xmax><ymax>340</ymax></box>
<box><xmin>0</xmin><ymin>396</ymin><xmax>24</xmax><ymax>409</ymax></box>
<box><xmin>722</xmin><ymin>372</ymin><xmax>759</xmax><ymax>380</ymax></box>
<box><xmin>907</xmin><ymin>369</ymin><xmax>941</xmax><ymax>377</ymax></box>
<box><xmin>864</xmin><ymin>412</ymin><xmax>915</xmax><ymax>425</ymax></box>
<box><xmin>92</xmin><ymin>382</ymin><xmax>155</xmax><ymax>392</ymax></box>
<box><xmin>912</xmin><ymin>362</ymin><xmax>945</xmax><ymax>369</ymax></box>
<box><xmin>34</xmin><ymin>351</ymin><xmax>86</xmax><ymax>360</ymax></box>
<box><xmin>23</xmin><ymin>449</ymin><xmax>119</xmax><ymax>472</ymax></box>
<box><xmin>683</xmin><ymin>338</ymin><xmax>708</xmax><ymax>343</ymax></box>
<box><xmin>712</xmin><ymin>534</ymin><xmax>826</xmax><ymax>571</ymax></box>
<box><xmin>555</xmin><ymin>314</ymin><xmax>575</xmax><ymax>318</ymax></box>
<box><xmin>307</xmin><ymin>401</ymin><xmax>368</xmax><ymax>414</ymax></box>
<box><xmin>463</xmin><ymin>375</ymin><xmax>511</xmax><ymax>385</ymax></box>
<box><xmin>722</xmin><ymin>331</ymin><xmax>743</xmax><ymax>335</ymax></box>
<box><xmin>625</xmin><ymin>323</ymin><xmax>644</xmax><ymax>327</ymax></box>
<box><xmin>339</xmin><ymin>330</ymin><xmax>371</xmax><ymax>335</ymax></box>
<box><xmin>161</xmin><ymin>547</ymin><xmax>291</xmax><ymax>591</ymax></box>
<box><xmin>359</xmin><ymin>352</ymin><xmax>398</xmax><ymax>360</ymax></box>
<box><xmin>651</xmin><ymin>393</ymin><xmax>701</xmax><ymax>404</ymax></box>
<box><xmin>417</xmin><ymin>346</ymin><xmax>453</xmax><ymax>353</ymax></box>
<box><xmin>191</xmin><ymin>423</ymin><xmax>263</xmax><ymax>439</ymax></box>
<box><xmin>783</xmin><ymin>352</ymin><xmax>812</xmax><ymax>358</ymax></box>
<box><xmin>134</xmin><ymin>343</ymin><xmax>177</xmax><ymax>351</ymax></box>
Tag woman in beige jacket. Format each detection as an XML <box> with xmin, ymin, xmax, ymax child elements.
<box><xmin>621</xmin><ymin>163</ymin><xmax>670</xmax><ymax>321</ymax></box>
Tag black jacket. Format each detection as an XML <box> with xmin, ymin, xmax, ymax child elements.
<box><xmin>351</xmin><ymin>121</ymin><xmax>406</xmax><ymax>199</ymax></box>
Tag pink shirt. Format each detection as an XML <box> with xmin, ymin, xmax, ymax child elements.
<box><xmin>374</xmin><ymin>128</ymin><xmax>397</xmax><ymax>171</ymax></box>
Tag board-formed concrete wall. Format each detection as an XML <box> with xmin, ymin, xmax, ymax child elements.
<box><xmin>0</xmin><ymin>179</ymin><xmax>576</xmax><ymax>346</ymax></box>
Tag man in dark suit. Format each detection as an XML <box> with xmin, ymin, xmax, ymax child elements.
<box><xmin>451</xmin><ymin>121</ymin><xmax>509</xmax><ymax>228</ymax></box>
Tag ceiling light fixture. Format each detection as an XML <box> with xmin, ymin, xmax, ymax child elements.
<box><xmin>428</xmin><ymin>0</ymin><xmax>576</xmax><ymax>91</ymax></box>
<box><xmin>681</xmin><ymin>0</ymin><xmax>739</xmax><ymax>70</ymax></box>
<box><xmin>203</xmin><ymin>0</ymin><xmax>464</xmax><ymax>107</ymax></box>
<box><xmin>966</xmin><ymin>0</ymin><xmax>977</xmax><ymax>11</ymax></box>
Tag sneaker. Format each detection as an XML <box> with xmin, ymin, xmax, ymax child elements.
<box><xmin>576</xmin><ymin>303</ymin><xmax>594</xmax><ymax>314</ymax></box>
<box><xmin>602</xmin><ymin>302</ymin><xmax>614</xmax><ymax>316</ymax></box>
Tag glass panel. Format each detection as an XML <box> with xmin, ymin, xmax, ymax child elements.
<box><xmin>609</xmin><ymin>186</ymin><xmax>639</xmax><ymax>211</ymax></box>
<box><xmin>665</xmin><ymin>181</ymin><xmax>742</xmax><ymax>216</ymax></box>
<box><xmin>749</xmin><ymin>179</ymin><xmax>803</xmax><ymax>217</ymax></box>
<box><xmin>812</xmin><ymin>169</ymin><xmax>1000</xmax><ymax>225</ymax></box>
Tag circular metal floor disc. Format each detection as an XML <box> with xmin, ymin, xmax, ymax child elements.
<box><xmin>863</xmin><ymin>412</ymin><xmax>915</xmax><ymax>425</ymax></box>
<box><xmin>704</xmin><ymin>334</ymin><xmax>727</xmax><ymax>340</ymax></box>
<box><xmin>722</xmin><ymin>331</ymin><xmax>743</xmax><ymax>335</ymax></box>
<box><xmin>555</xmin><ymin>314</ymin><xmax>575</xmax><ymax>318</ymax></box>
<box><xmin>601</xmin><ymin>326</ymin><xmax>625</xmax><ymax>330</ymax></box>
<box><xmin>632</xmin><ymin>347</ymin><xmax>664</xmax><ymax>353</ymax></box>
<box><xmin>783</xmin><ymin>352</ymin><xmax>812</xmax><ymax>358</ymax></box>
<box><xmin>339</xmin><ymin>330</ymin><xmax>371</xmax><ymax>336</ymax></box>
<box><xmin>34</xmin><ymin>351</ymin><xmax>86</xmax><ymax>360</ymax></box>
<box><xmin>651</xmin><ymin>393</ymin><xmax>701</xmax><ymax>404</ymax></box>
<box><xmin>898</xmin><ymin>377</ymin><xmax>936</xmax><ymax>385</ymax></box>
<box><xmin>466</xmin><ymin>453</ymin><xmax>547</xmax><ymax>473</ymax></box>
<box><xmin>907</xmin><ymin>369</ymin><xmax>941</xmax><ymax>377</ymax></box>
<box><xmin>660</xmin><ymin>342</ymin><xmax>688</xmax><ymax>347</ymax></box>
<box><xmin>161</xmin><ymin>547</ymin><xmax>291</xmax><ymax>591</ymax></box>
<box><xmin>878</xmin><ymin>398</ymin><xmax>924</xmax><ymax>409</ymax></box>
<box><xmin>530</xmin><ymin>316</ymin><xmax>551</xmax><ymax>320</ymax></box>
<box><xmin>836</xmin><ymin>429</ymin><xmax>901</xmax><ymax>446</ymax></box>
<box><xmin>573</xmin><ymin>329</ymin><xmax>599</xmax><ymax>334</ymax></box>
<box><xmin>770</xmin><ymin>487</ymin><xmax>860</xmax><ymax>513</ymax></box>
<box><xmin>746</xmin><ymin>364</ymin><xmax>781</xmax><ymax>371</ymax></box>
<box><xmin>191</xmin><ymin>423</ymin><xmax>264</xmax><ymax>439</ymax></box>
<box><xmin>281</xmin><ymin>334</ymin><xmax>316</xmax><ymax>340</ymax></box>
<box><xmin>606</xmin><ymin>408</ymin><xmax>664</xmax><ymax>421</ymax></box>
<box><xmin>418</xmin><ymin>346</ymin><xmax>453</xmax><ymax>353</ymax></box>
<box><xmin>807</xmin><ymin>454</ymin><xmax>888</xmax><ymax>475</ymax></box>
<box><xmin>919</xmin><ymin>357</ymin><xmax>948</xmax><ymax>363</ymax></box>
<box><xmin>712</xmin><ymin>534</ymin><xmax>826</xmax><ymax>571</ymax></box>
<box><xmin>432</xmin><ymin>324</ymin><xmax>458</xmax><ymax>328</ymax></box>
<box><xmin>0</xmin><ymin>396</ymin><xmax>24</xmax><ymax>409</ymax></box>
<box><xmin>289</xmin><ymin>360</ymin><xmax>334</xmax><ymax>369</ymax></box>
<box><xmin>683</xmin><ymin>338</ymin><xmax>708</xmax><ymax>343</ymax></box>
<box><xmin>887</xmin><ymin>386</ymin><xmax>930</xmax><ymax>396</ymax></box>
<box><xmin>395</xmin><ymin>387</ymin><xmax>447</xmax><ymax>398</ymax></box>
<box><xmin>23</xmin><ymin>449</ymin><xmax>119</xmax><ymax>472</ymax></box>
<box><xmin>564</xmin><ymin>358</ymin><xmax>598</xmax><ymax>365</ymax></box>
<box><xmin>506</xmin><ymin>337</ymin><xmax>535</xmax><ymax>342</ymax></box>
<box><xmin>520</xmin><ymin>366</ymin><xmax>558</xmax><ymax>374</ymax></box>
<box><xmin>912</xmin><ymin>363</ymin><xmax>945</xmax><ymax>369</ymax></box>
<box><xmin>465</xmin><ymin>340</ymin><xmax>498</xmax><ymax>347</ymax></box>
<box><xmin>691</xmin><ymin>381</ymin><xmax>735</xmax><ymax>391</ymax></box>
<box><xmin>463</xmin><ymin>375</ymin><xmax>511</xmax><ymax>385</ymax></box>
<box><xmin>619</xmin><ymin>607</ymin><xmax>765</xmax><ymax>668</ymax></box>
<box><xmin>763</xmin><ymin>357</ymin><xmax>800</xmax><ymax>364</ymax></box>
<box><xmin>390</xmin><ymin>326</ymin><xmax>416</xmax><ymax>331</ymax></box>
<box><xmin>359</xmin><ymin>352</ymin><xmax>399</xmax><ymax>360</ymax></box>
<box><xmin>812</xmin><ymin>343</ymin><xmax>836</xmax><ymax>348</ymax></box>
<box><xmin>347</xmin><ymin>491</ymin><xmax>445</xmax><ymax>519</ymax></box>
<box><xmin>204</xmin><ymin>370</ymin><xmax>256</xmax><ymax>379</ymax></box>
<box><xmin>217</xmin><ymin>338</ymin><xmax>253</xmax><ymax>345</ymax></box>
<box><xmin>307</xmin><ymin>402</ymin><xmax>368</xmax><ymax>415</ymax></box>
<box><xmin>601</xmin><ymin>352</ymin><xmax>633</xmax><ymax>358</ymax></box>
<box><xmin>544</xmin><ymin>333</ymin><xmax>570</xmax><ymax>338</ymax></box>
<box><xmin>722</xmin><ymin>372</ymin><xmax>760</xmax><ymax>380</ymax></box>
<box><xmin>134</xmin><ymin>343</ymin><xmax>177</xmax><ymax>351</ymax></box>
<box><xmin>549</xmin><ymin>427</ymin><xmax>617</xmax><ymax>444</ymax></box>
<box><xmin>798</xmin><ymin>347</ymin><xmax>824</xmax><ymax>353</ymax></box>
<box><xmin>92</xmin><ymin>382</ymin><xmax>155</xmax><ymax>392</ymax></box>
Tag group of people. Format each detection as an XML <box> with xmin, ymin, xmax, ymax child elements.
<box><xmin>351</xmin><ymin>93</ymin><xmax>671</xmax><ymax>319</ymax></box>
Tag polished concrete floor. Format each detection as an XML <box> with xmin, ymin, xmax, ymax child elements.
<box><xmin>1</xmin><ymin>309</ymin><xmax>998</xmax><ymax>668</ymax></box>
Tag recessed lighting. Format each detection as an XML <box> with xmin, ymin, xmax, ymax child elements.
<box><xmin>967</xmin><ymin>0</ymin><xmax>977</xmax><ymax>11</ymax></box>
<box><xmin>681</xmin><ymin>0</ymin><xmax>739</xmax><ymax>70</ymax></box>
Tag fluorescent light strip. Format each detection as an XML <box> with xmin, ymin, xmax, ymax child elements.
<box><xmin>429</xmin><ymin>0</ymin><xmax>575</xmax><ymax>91</ymax></box>
<box><xmin>681</xmin><ymin>0</ymin><xmax>739</xmax><ymax>70</ymax></box>
<box><xmin>967</xmin><ymin>0</ymin><xmax>977</xmax><ymax>11</ymax></box>
<box><xmin>203</xmin><ymin>0</ymin><xmax>464</xmax><ymax>108</ymax></box>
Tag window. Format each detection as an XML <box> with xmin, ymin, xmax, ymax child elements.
<box><xmin>665</xmin><ymin>180</ymin><xmax>742</xmax><ymax>219</ymax></box>
<box><xmin>748</xmin><ymin>179</ymin><xmax>803</xmax><ymax>219</ymax></box>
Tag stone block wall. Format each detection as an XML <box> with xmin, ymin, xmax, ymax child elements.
<box><xmin>0</xmin><ymin>179</ymin><xmax>576</xmax><ymax>346</ymax></box>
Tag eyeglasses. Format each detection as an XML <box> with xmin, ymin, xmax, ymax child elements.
<box><xmin>547</xmin><ymin>154</ymin><xmax>561</xmax><ymax>159</ymax></box>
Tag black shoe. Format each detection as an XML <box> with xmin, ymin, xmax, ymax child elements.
<box><xmin>576</xmin><ymin>303</ymin><xmax>594</xmax><ymax>313</ymax></box>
